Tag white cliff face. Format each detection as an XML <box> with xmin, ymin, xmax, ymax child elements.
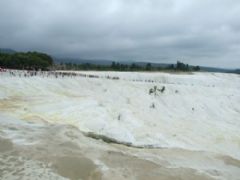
<box><xmin>0</xmin><ymin>70</ymin><xmax>240</xmax><ymax>179</ymax></box>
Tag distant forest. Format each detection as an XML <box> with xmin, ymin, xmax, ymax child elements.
<box><xmin>0</xmin><ymin>52</ymin><xmax>53</xmax><ymax>70</ymax></box>
<box><xmin>0</xmin><ymin>51</ymin><xmax>200</xmax><ymax>72</ymax></box>
<box><xmin>58</xmin><ymin>61</ymin><xmax>200</xmax><ymax>72</ymax></box>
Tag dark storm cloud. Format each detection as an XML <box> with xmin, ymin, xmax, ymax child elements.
<box><xmin>0</xmin><ymin>0</ymin><xmax>240</xmax><ymax>68</ymax></box>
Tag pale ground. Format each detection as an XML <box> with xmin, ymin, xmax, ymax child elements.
<box><xmin>0</xmin><ymin>70</ymin><xmax>240</xmax><ymax>180</ymax></box>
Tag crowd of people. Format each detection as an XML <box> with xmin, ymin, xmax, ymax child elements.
<box><xmin>0</xmin><ymin>68</ymin><xmax>165</xmax><ymax>84</ymax></box>
<box><xmin>0</xmin><ymin>68</ymin><xmax>121</xmax><ymax>80</ymax></box>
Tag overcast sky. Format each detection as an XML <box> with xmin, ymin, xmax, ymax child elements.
<box><xmin>0</xmin><ymin>0</ymin><xmax>240</xmax><ymax>68</ymax></box>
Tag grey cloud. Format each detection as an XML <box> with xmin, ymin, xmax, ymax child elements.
<box><xmin>0</xmin><ymin>0</ymin><xmax>240</xmax><ymax>68</ymax></box>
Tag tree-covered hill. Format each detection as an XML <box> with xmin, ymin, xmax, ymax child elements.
<box><xmin>0</xmin><ymin>52</ymin><xmax>53</xmax><ymax>70</ymax></box>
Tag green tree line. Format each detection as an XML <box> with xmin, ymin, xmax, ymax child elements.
<box><xmin>0</xmin><ymin>50</ymin><xmax>200</xmax><ymax>72</ymax></box>
<box><xmin>59</xmin><ymin>61</ymin><xmax>200</xmax><ymax>72</ymax></box>
<box><xmin>0</xmin><ymin>52</ymin><xmax>53</xmax><ymax>70</ymax></box>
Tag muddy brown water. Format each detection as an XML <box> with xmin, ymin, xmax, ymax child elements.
<box><xmin>1</xmin><ymin>118</ymin><xmax>239</xmax><ymax>180</ymax></box>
